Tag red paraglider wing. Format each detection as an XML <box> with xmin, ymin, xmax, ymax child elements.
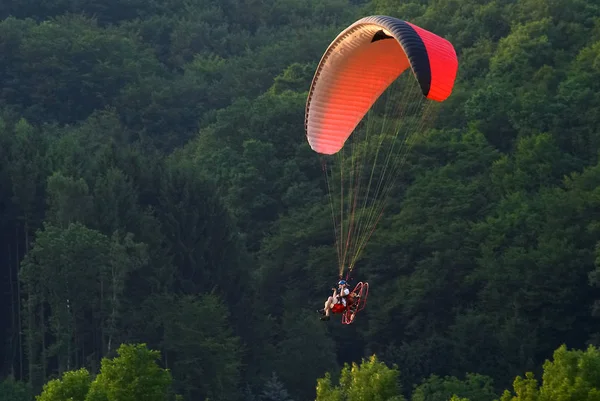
<box><xmin>305</xmin><ymin>16</ymin><xmax>458</xmax><ymax>155</ymax></box>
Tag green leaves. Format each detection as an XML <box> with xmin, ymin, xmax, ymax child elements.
<box><xmin>159</xmin><ymin>294</ymin><xmax>243</xmax><ymax>401</ymax></box>
<box><xmin>2</xmin><ymin>15</ymin><xmax>164</xmax><ymax>125</ymax></box>
<box><xmin>412</xmin><ymin>374</ymin><xmax>498</xmax><ymax>401</ymax></box>
<box><xmin>85</xmin><ymin>344</ymin><xmax>172</xmax><ymax>401</ymax></box>
<box><xmin>3</xmin><ymin>0</ymin><xmax>600</xmax><ymax>399</ymax></box>
<box><xmin>497</xmin><ymin>345</ymin><xmax>600</xmax><ymax>401</ymax></box>
<box><xmin>316</xmin><ymin>355</ymin><xmax>404</xmax><ymax>401</ymax></box>
<box><xmin>20</xmin><ymin>222</ymin><xmax>148</xmax><ymax>376</ymax></box>
<box><xmin>37</xmin><ymin>369</ymin><xmax>91</xmax><ymax>401</ymax></box>
<box><xmin>0</xmin><ymin>378</ymin><xmax>30</xmax><ymax>401</ymax></box>
<box><xmin>46</xmin><ymin>172</ymin><xmax>93</xmax><ymax>228</ymax></box>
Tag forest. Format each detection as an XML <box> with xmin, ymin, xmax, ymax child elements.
<box><xmin>1</xmin><ymin>0</ymin><xmax>600</xmax><ymax>400</ymax></box>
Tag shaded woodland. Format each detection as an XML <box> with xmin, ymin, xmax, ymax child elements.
<box><xmin>1</xmin><ymin>0</ymin><xmax>600</xmax><ymax>400</ymax></box>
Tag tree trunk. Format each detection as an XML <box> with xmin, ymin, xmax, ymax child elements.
<box><xmin>40</xmin><ymin>297</ymin><xmax>46</xmax><ymax>383</ymax></box>
<box><xmin>15</xmin><ymin>225</ymin><xmax>24</xmax><ymax>379</ymax></box>
<box><xmin>26</xmin><ymin>283</ymin><xmax>36</xmax><ymax>390</ymax></box>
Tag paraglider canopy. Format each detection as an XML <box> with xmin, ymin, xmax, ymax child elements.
<box><xmin>305</xmin><ymin>15</ymin><xmax>458</xmax><ymax>155</ymax></box>
<box><xmin>305</xmin><ymin>15</ymin><xmax>458</xmax><ymax>278</ymax></box>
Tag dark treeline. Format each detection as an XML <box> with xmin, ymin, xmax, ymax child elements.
<box><xmin>1</xmin><ymin>0</ymin><xmax>600</xmax><ymax>400</ymax></box>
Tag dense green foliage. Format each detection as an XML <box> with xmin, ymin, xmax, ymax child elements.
<box><xmin>36</xmin><ymin>343</ymin><xmax>173</xmax><ymax>401</ymax></box>
<box><xmin>1</xmin><ymin>0</ymin><xmax>600</xmax><ymax>400</ymax></box>
<box><xmin>316</xmin><ymin>355</ymin><xmax>405</xmax><ymax>401</ymax></box>
<box><xmin>316</xmin><ymin>345</ymin><xmax>600</xmax><ymax>401</ymax></box>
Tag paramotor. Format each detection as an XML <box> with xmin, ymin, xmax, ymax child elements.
<box><xmin>341</xmin><ymin>281</ymin><xmax>369</xmax><ymax>325</ymax></box>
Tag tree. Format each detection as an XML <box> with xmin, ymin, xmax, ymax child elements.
<box><xmin>45</xmin><ymin>172</ymin><xmax>93</xmax><ymax>228</ymax></box>
<box><xmin>85</xmin><ymin>343</ymin><xmax>172</xmax><ymax>401</ymax></box>
<box><xmin>159</xmin><ymin>294</ymin><xmax>243</xmax><ymax>401</ymax></box>
<box><xmin>411</xmin><ymin>373</ymin><xmax>498</xmax><ymax>401</ymax></box>
<box><xmin>271</xmin><ymin>309</ymin><xmax>338</xmax><ymax>400</ymax></box>
<box><xmin>315</xmin><ymin>355</ymin><xmax>404</xmax><ymax>401</ymax></box>
<box><xmin>20</xmin><ymin>222</ymin><xmax>147</xmax><ymax>383</ymax></box>
<box><xmin>261</xmin><ymin>372</ymin><xmax>293</xmax><ymax>401</ymax></box>
<box><xmin>36</xmin><ymin>369</ymin><xmax>91</xmax><ymax>401</ymax></box>
<box><xmin>497</xmin><ymin>344</ymin><xmax>600</xmax><ymax>401</ymax></box>
<box><xmin>0</xmin><ymin>377</ymin><xmax>30</xmax><ymax>401</ymax></box>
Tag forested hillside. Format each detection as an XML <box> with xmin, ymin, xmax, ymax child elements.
<box><xmin>1</xmin><ymin>0</ymin><xmax>600</xmax><ymax>400</ymax></box>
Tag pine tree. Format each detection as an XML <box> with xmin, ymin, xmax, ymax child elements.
<box><xmin>261</xmin><ymin>372</ymin><xmax>293</xmax><ymax>401</ymax></box>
